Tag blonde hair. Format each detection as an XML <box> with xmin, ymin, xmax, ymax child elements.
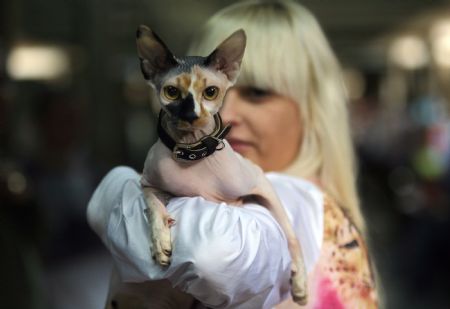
<box><xmin>188</xmin><ymin>0</ymin><xmax>363</xmax><ymax>228</ymax></box>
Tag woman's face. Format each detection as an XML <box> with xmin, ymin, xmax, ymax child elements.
<box><xmin>220</xmin><ymin>86</ymin><xmax>302</xmax><ymax>172</ymax></box>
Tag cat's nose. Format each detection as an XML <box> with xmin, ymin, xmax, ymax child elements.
<box><xmin>166</xmin><ymin>93</ymin><xmax>199</xmax><ymax>123</ymax></box>
<box><xmin>180</xmin><ymin>93</ymin><xmax>199</xmax><ymax>123</ymax></box>
<box><xmin>179</xmin><ymin>110</ymin><xmax>199</xmax><ymax>123</ymax></box>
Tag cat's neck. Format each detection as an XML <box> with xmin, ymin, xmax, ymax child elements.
<box><xmin>162</xmin><ymin>115</ymin><xmax>216</xmax><ymax>144</ymax></box>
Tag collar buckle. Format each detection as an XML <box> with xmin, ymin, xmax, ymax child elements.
<box><xmin>208</xmin><ymin>136</ymin><xmax>225</xmax><ymax>151</ymax></box>
<box><xmin>172</xmin><ymin>145</ymin><xmax>184</xmax><ymax>161</ymax></box>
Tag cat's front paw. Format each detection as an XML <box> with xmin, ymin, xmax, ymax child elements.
<box><xmin>145</xmin><ymin>208</ymin><xmax>175</xmax><ymax>266</ymax></box>
<box><xmin>290</xmin><ymin>259</ymin><xmax>308</xmax><ymax>306</ymax></box>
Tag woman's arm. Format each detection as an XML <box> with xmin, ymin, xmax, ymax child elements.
<box><xmin>87</xmin><ymin>167</ymin><xmax>324</xmax><ymax>308</ymax></box>
<box><xmin>88</xmin><ymin>167</ymin><xmax>323</xmax><ymax>308</ymax></box>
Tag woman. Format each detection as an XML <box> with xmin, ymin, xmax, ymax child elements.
<box><xmin>87</xmin><ymin>0</ymin><xmax>378</xmax><ymax>308</ymax></box>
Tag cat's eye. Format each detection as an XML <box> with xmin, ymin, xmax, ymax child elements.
<box><xmin>203</xmin><ymin>86</ymin><xmax>219</xmax><ymax>100</ymax></box>
<box><xmin>163</xmin><ymin>86</ymin><xmax>181</xmax><ymax>100</ymax></box>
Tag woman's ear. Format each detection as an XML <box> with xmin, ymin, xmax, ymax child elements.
<box><xmin>136</xmin><ymin>25</ymin><xmax>178</xmax><ymax>86</ymax></box>
<box><xmin>205</xmin><ymin>29</ymin><xmax>246</xmax><ymax>83</ymax></box>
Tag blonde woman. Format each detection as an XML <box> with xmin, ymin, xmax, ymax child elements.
<box><xmin>88</xmin><ymin>0</ymin><xmax>378</xmax><ymax>308</ymax></box>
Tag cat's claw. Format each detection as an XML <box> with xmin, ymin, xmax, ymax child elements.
<box><xmin>168</xmin><ymin>218</ymin><xmax>176</xmax><ymax>227</ymax></box>
<box><xmin>148</xmin><ymin>212</ymin><xmax>173</xmax><ymax>267</ymax></box>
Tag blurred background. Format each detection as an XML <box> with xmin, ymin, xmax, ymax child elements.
<box><xmin>1</xmin><ymin>0</ymin><xmax>450</xmax><ymax>308</ymax></box>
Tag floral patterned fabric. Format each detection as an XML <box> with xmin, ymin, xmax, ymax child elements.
<box><xmin>309</xmin><ymin>195</ymin><xmax>378</xmax><ymax>309</ymax></box>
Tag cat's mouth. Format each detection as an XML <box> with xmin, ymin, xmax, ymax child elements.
<box><xmin>176</xmin><ymin>116</ymin><xmax>211</xmax><ymax>131</ymax></box>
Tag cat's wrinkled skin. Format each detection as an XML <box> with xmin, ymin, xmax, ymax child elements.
<box><xmin>136</xmin><ymin>25</ymin><xmax>308</xmax><ymax>305</ymax></box>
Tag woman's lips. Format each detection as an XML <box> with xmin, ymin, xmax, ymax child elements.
<box><xmin>226</xmin><ymin>138</ymin><xmax>253</xmax><ymax>153</ymax></box>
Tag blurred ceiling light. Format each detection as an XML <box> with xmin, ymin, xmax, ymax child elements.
<box><xmin>388</xmin><ymin>35</ymin><xmax>429</xmax><ymax>70</ymax></box>
<box><xmin>7</xmin><ymin>171</ymin><xmax>27</xmax><ymax>194</ymax></box>
<box><xmin>430</xmin><ymin>19</ymin><xmax>450</xmax><ymax>68</ymax></box>
<box><xmin>6</xmin><ymin>45</ymin><xmax>70</xmax><ymax>80</ymax></box>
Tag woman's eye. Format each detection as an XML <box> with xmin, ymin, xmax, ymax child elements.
<box><xmin>163</xmin><ymin>86</ymin><xmax>181</xmax><ymax>100</ymax></box>
<box><xmin>239</xmin><ymin>87</ymin><xmax>272</xmax><ymax>101</ymax></box>
<box><xmin>203</xmin><ymin>86</ymin><xmax>219</xmax><ymax>100</ymax></box>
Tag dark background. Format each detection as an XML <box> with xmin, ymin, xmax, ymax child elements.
<box><xmin>1</xmin><ymin>0</ymin><xmax>450</xmax><ymax>308</ymax></box>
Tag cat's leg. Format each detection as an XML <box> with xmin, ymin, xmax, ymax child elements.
<box><xmin>142</xmin><ymin>186</ymin><xmax>175</xmax><ymax>266</ymax></box>
<box><xmin>250</xmin><ymin>181</ymin><xmax>308</xmax><ymax>305</ymax></box>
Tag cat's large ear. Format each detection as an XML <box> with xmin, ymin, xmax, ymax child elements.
<box><xmin>136</xmin><ymin>25</ymin><xmax>178</xmax><ymax>85</ymax></box>
<box><xmin>205</xmin><ymin>29</ymin><xmax>246</xmax><ymax>83</ymax></box>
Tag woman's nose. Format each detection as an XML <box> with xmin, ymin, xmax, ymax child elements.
<box><xmin>220</xmin><ymin>88</ymin><xmax>242</xmax><ymax>126</ymax></box>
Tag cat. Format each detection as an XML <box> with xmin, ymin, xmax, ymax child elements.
<box><xmin>136</xmin><ymin>25</ymin><xmax>308</xmax><ymax>305</ymax></box>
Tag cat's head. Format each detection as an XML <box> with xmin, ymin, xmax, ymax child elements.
<box><xmin>136</xmin><ymin>25</ymin><xmax>246</xmax><ymax>129</ymax></box>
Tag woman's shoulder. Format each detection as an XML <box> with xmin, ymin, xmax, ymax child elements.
<box><xmin>265</xmin><ymin>172</ymin><xmax>324</xmax><ymax>227</ymax></box>
<box><xmin>266</xmin><ymin>172</ymin><xmax>324</xmax><ymax>210</ymax></box>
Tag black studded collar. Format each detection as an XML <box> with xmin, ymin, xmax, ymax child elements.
<box><xmin>157</xmin><ymin>110</ymin><xmax>232</xmax><ymax>161</ymax></box>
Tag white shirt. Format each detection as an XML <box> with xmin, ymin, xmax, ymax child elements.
<box><xmin>87</xmin><ymin>166</ymin><xmax>323</xmax><ymax>308</ymax></box>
